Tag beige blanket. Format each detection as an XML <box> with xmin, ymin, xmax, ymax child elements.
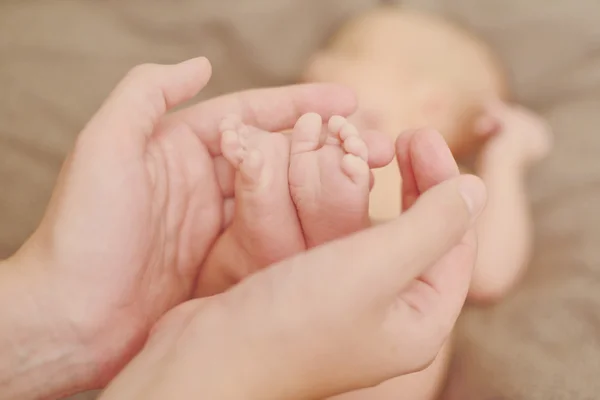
<box><xmin>2</xmin><ymin>1</ymin><xmax>600</xmax><ymax>399</ymax></box>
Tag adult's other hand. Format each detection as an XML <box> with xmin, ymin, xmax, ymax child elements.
<box><xmin>100</xmin><ymin>129</ymin><xmax>485</xmax><ymax>400</ymax></box>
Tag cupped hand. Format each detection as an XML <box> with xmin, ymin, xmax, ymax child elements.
<box><xmin>12</xmin><ymin>57</ymin><xmax>387</xmax><ymax>389</ymax></box>
<box><xmin>100</xmin><ymin>129</ymin><xmax>486</xmax><ymax>400</ymax></box>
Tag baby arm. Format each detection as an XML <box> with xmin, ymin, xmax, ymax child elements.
<box><xmin>469</xmin><ymin>103</ymin><xmax>551</xmax><ymax>303</ymax></box>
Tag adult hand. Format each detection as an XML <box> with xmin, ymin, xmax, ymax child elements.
<box><xmin>1</xmin><ymin>57</ymin><xmax>393</xmax><ymax>399</ymax></box>
<box><xmin>100</xmin><ymin>129</ymin><xmax>486</xmax><ymax>400</ymax></box>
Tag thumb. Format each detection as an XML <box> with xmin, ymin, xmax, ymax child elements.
<box><xmin>300</xmin><ymin>174</ymin><xmax>486</xmax><ymax>303</ymax></box>
<box><xmin>81</xmin><ymin>57</ymin><xmax>212</xmax><ymax>152</ymax></box>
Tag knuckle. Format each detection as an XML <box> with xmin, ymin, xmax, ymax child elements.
<box><xmin>382</xmin><ymin>315</ymin><xmax>449</xmax><ymax>376</ymax></box>
<box><xmin>128</xmin><ymin>63</ymin><xmax>159</xmax><ymax>78</ymax></box>
<box><xmin>410</xmin><ymin>352</ymin><xmax>438</xmax><ymax>374</ymax></box>
<box><xmin>117</xmin><ymin>63</ymin><xmax>167</xmax><ymax>116</ymax></box>
<box><xmin>407</xmin><ymin>332</ymin><xmax>448</xmax><ymax>373</ymax></box>
<box><xmin>434</xmin><ymin>188</ymin><xmax>471</xmax><ymax>233</ymax></box>
<box><xmin>384</xmin><ymin>334</ymin><xmax>440</xmax><ymax>376</ymax></box>
<box><xmin>407</xmin><ymin>189</ymin><xmax>469</xmax><ymax>244</ymax></box>
<box><xmin>123</xmin><ymin>63</ymin><xmax>162</xmax><ymax>87</ymax></box>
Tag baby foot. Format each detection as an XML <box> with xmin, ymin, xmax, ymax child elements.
<box><xmin>196</xmin><ymin>115</ymin><xmax>305</xmax><ymax>296</ymax></box>
<box><xmin>289</xmin><ymin>113</ymin><xmax>371</xmax><ymax>248</ymax></box>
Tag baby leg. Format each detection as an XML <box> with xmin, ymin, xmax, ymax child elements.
<box><xmin>289</xmin><ymin>113</ymin><xmax>371</xmax><ymax>247</ymax></box>
<box><xmin>196</xmin><ymin>115</ymin><xmax>305</xmax><ymax>296</ymax></box>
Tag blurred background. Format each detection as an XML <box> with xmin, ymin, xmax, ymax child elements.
<box><xmin>2</xmin><ymin>0</ymin><xmax>600</xmax><ymax>399</ymax></box>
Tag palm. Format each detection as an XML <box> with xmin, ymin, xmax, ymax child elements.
<box><xmin>138</xmin><ymin>125</ymin><xmax>223</xmax><ymax>306</ymax></box>
<box><xmin>21</xmin><ymin>58</ymin><xmax>360</xmax><ymax>384</ymax></box>
<box><xmin>30</xmin><ymin>121</ymin><xmax>223</xmax><ymax>367</ymax></box>
<box><xmin>119</xmin><ymin>125</ymin><xmax>223</xmax><ymax>316</ymax></box>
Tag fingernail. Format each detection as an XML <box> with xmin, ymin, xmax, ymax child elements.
<box><xmin>458</xmin><ymin>175</ymin><xmax>487</xmax><ymax>220</ymax></box>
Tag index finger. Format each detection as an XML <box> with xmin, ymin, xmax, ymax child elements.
<box><xmin>167</xmin><ymin>83</ymin><xmax>358</xmax><ymax>155</ymax></box>
<box><xmin>397</xmin><ymin>129</ymin><xmax>460</xmax><ymax>211</ymax></box>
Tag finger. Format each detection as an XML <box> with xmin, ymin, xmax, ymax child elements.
<box><xmin>395</xmin><ymin>130</ymin><xmax>418</xmax><ymax>211</ymax></box>
<box><xmin>83</xmin><ymin>57</ymin><xmax>212</xmax><ymax>152</ymax></box>
<box><xmin>404</xmin><ymin>131</ymin><xmax>470</xmax><ymax>328</ymax></box>
<box><xmin>281</xmin><ymin>174</ymin><xmax>486</xmax><ymax>303</ymax></box>
<box><xmin>396</xmin><ymin>129</ymin><xmax>459</xmax><ymax>210</ymax></box>
<box><xmin>409</xmin><ymin>129</ymin><xmax>460</xmax><ymax>193</ymax></box>
<box><xmin>387</xmin><ymin>229</ymin><xmax>477</xmax><ymax>371</ymax></box>
<box><xmin>362</xmin><ymin>130</ymin><xmax>395</xmax><ymax>168</ymax></box>
<box><xmin>167</xmin><ymin>83</ymin><xmax>358</xmax><ymax>155</ymax></box>
<box><xmin>362</xmin><ymin>175</ymin><xmax>484</xmax><ymax>299</ymax></box>
<box><xmin>214</xmin><ymin>155</ymin><xmax>235</xmax><ymax>197</ymax></box>
<box><xmin>398</xmin><ymin>230</ymin><xmax>477</xmax><ymax>341</ymax></box>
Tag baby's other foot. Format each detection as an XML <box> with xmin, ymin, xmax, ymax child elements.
<box><xmin>196</xmin><ymin>115</ymin><xmax>304</xmax><ymax>296</ymax></box>
<box><xmin>478</xmin><ymin>102</ymin><xmax>552</xmax><ymax>167</ymax></box>
<box><xmin>289</xmin><ymin>113</ymin><xmax>371</xmax><ymax>248</ymax></box>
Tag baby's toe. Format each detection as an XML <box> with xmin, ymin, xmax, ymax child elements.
<box><xmin>328</xmin><ymin>115</ymin><xmax>347</xmax><ymax>133</ymax></box>
<box><xmin>291</xmin><ymin>113</ymin><xmax>324</xmax><ymax>154</ymax></box>
<box><xmin>219</xmin><ymin>114</ymin><xmax>244</xmax><ymax>133</ymax></box>
<box><xmin>238</xmin><ymin>149</ymin><xmax>265</xmax><ymax>187</ymax></box>
<box><xmin>342</xmin><ymin>136</ymin><xmax>369</xmax><ymax>162</ymax></box>
<box><xmin>341</xmin><ymin>154</ymin><xmax>371</xmax><ymax>185</ymax></box>
<box><xmin>339</xmin><ymin>121</ymin><xmax>359</xmax><ymax>140</ymax></box>
<box><xmin>336</xmin><ymin>119</ymin><xmax>370</xmax><ymax>175</ymax></box>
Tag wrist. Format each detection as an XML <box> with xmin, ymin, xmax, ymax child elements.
<box><xmin>0</xmin><ymin>253</ymin><xmax>101</xmax><ymax>399</ymax></box>
<box><xmin>103</xmin><ymin>294</ymin><xmax>331</xmax><ymax>400</ymax></box>
<box><xmin>177</xmin><ymin>295</ymin><xmax>352</xmax><ymax>400</ymax></box>
<box><xmin>100</xmin><ymin>298</ymin><xmax>273</xmax><ymax>400</ymax></box>
<box><xmin>162</xmin><ymin>299</ymin><xmax>281</xmax><ymax>400</ymax></box>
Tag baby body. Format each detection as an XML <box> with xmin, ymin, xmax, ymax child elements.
<box><xmin>301</xmin><ymin>8</ymin><xmax>551</xmax><ymax>399</ymax></box>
